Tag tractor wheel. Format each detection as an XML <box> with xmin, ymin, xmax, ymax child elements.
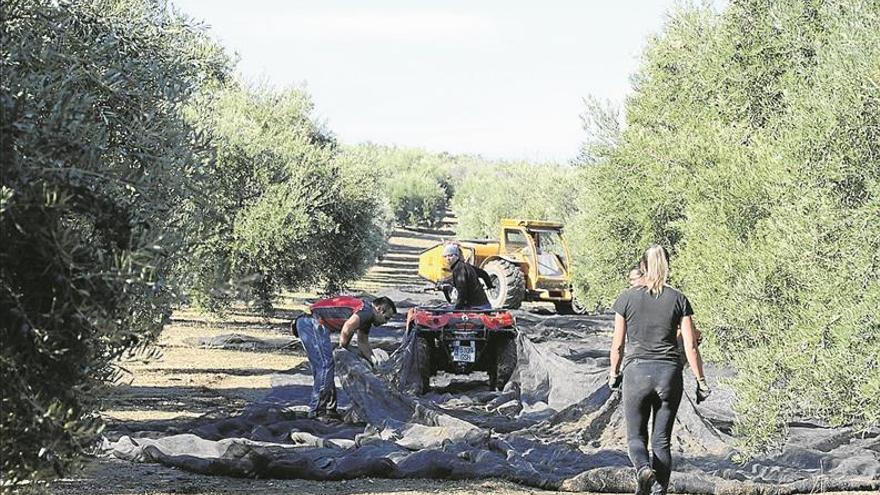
<box><xmin>554</xmin><ymin>294</ymin><xmax>588</xmax><ymax>315</ymax></box>
<box><xmin>483</xmin><ymin>259</ymin><xmax>526</xmax><ymax>309</ymax></box>
<box><xmin>489</xmin><ymin>337</ymin><xmax>518</xmax><ymax>391</ymax></box>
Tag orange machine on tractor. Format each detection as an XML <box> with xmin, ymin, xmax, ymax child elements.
<box><xmin>418</xmin><ymin>219</ymin><xmax>586</xmax><ymax>314</ymax></box>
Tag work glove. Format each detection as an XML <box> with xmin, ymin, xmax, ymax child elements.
<box><xmin>696</xmin><ymin>377</ymin><xmax>712</xmax><ymax>404</ymax></box>
<box><xmin>608</xmin><ymin>373</ymin><xmax>622</xmax><ymax>392</ymax></box>
<box><xmin>371</xmin><ymin>348</ymin><xmax>390</xmax><ymax>368</ymax></box>
<box><xmin>440</xmin><ymin>283</ymin><xmax>455</xmax><ymax>304</ymax></box>
<box><xmin>355</xmin><ymin>350</ymin><xmax>375</xmax><ymax>370</ymax></box>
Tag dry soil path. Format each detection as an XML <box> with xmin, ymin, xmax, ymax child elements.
<box><xmin>49</xmin><ymin>220</ymin><xmax>583</xmax><ymax>495</ymax></box>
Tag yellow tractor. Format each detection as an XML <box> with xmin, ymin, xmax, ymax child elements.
<box><xmin>418</xmin><ymin>219</ymin><xmax>586</xmax><ymax>314</ymax></box>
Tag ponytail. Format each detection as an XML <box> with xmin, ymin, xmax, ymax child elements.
<box><xmin>642</xmin><ymin>245</ymin><xmax>669</xmax><ymax>296</ymax></box>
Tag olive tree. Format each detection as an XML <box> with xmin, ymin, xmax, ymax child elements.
<box><xmin>570</xmin><ymin>0</ymin><xmax>880</xmax><ymax>452</ymax></box>
<box><xmin>0</xmin><ymin>0</ymin><xmax>228</xmax><ymax>484</ymax></box>
<box><xmin>178</xmin><ymin>85</ymin><xmax>390</xmax><ymax>311</ymax></box>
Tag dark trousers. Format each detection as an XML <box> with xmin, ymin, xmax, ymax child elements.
<box><xmin>622</xmin><ymin>359</ymin><xmax>683</xmax><ymax>493</ymax></box>
<box><xmin>296</xmin><ymin>316</ymin><xmax>337</xmax><ymax>414</ymax></box>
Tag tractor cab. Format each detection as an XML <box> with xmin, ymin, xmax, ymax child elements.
<box><xmin>497</xmin><ymin>220</ymin><xmax>575</xmax><ymax>309</ymax></box>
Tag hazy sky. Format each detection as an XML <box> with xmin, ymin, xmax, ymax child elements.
<box><xmin>171</xmin><ymin>1</ymin><xmax>723</xmax><ymax>162</ymax></box>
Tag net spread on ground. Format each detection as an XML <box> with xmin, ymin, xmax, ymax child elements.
<box><xmin>104</xmin><ymin>293</ymin><xmax>879</xmax><ymax>494</ymax></box>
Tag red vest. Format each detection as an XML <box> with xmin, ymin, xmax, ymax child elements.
<box><xmin>309</xmin><ymin>296</ymin><xmax>367</xmax><ymax>332</ymax></box>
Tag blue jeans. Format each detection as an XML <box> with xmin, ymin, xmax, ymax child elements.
<box><xmin>622</xmin><ymin>359</ymin><xmax>683</xmax><ymax>494</ymax></box>
<box><xmin>296</xmin><ymin>316</ymin><xmax>336</xmax><ymax>414</ymax></box>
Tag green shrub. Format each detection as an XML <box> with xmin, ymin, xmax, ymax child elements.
<box><xmin>571</xmin><ymin>0</ymin><xmax>880</xmax><ymax>452</ymax></box>
<box><xmin>451</xmin><ymin>162</ymin><xmax>578</xmax><ymax>238</ymax></box>
<box><xmin>387</xmin><ymin>171</ymin><xmax>446</xmax><ymax>227</ymax></box>
<box><xmin>0</xmin><ymin>0</ymin><xmax>228</xmax><ymax>484</ymax></box>
<box><xmin>178</xmin><ymin>85</ymin><xmax>390</xmax><ymax>310</ymax></box>
<box><xmin>356</xmin><ymin>145</ymin><xmax>453</xmax><ymax>227</ymax></box>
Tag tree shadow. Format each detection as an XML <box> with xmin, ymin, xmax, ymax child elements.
<box><xmin>170</xmin><ymin>317</ymin><xmax>288</xmax><ymax>332</ymax></box>
<box><xmin>382</xmin><ymin>244</ymin><xmax>424</xmax><ymax>255</ymax></box>
<box><xmin>153</xmin><ymin>367</ymin><xmax>300</xmax><ymax>377</ymax></box>
<box><xmin>398</xmin><ymin>225</ymin><xmax>457</xmax><ymax>237</ymax></box>
<box><xmin>377</xmin><ymin>252</ymin><xmax>421</xmax><ymax>262</ymax></box>
<box><xmin>356</xmin><ymin>276</ymin><xmax>425</xmax><ymax>287</ymax></box>
<box><xmin>104</xmin><ymin>385</ymin><xmax>258</xmax><ymax>414</ymax></box>
<box><xmin>370</xmin><ymin>259</ymin><xmax>420</xmax><ymax>269</ymax></box>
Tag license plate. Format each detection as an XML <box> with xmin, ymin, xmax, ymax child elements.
<box><xmin>452</xmin><ymin>343</ymin><xmax>475</xmax><ymax>362</ymax></box>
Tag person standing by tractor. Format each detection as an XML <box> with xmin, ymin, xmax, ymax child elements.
<box><xmin>607</xmin><ymin>245</ymin><xmax>710</xmax><ymax>495</ymax></box>
<box><xmin>628</xmin><ymin>264</ymin><xmax>644</xmax><ymax>287</ymax></box>
<box><xmin>442</xmin><ymin>243</ymin><xmax>492</xmax><ymax>310</ymax></box>
<box><xmin>293</xmin><ymin>295</ymin><xmax>397</xmax><ymax>420</ymax></box>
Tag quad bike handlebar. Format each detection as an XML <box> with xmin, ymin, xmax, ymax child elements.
<box><xmin>414</xmin><ymin>304</ymin><xmax>507</xmax><ymax>314</ymax></box>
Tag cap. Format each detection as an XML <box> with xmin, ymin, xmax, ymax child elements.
<box><xmin>442</xmin><ymin>244</ymin><xmax>462</xmax><ymax>257</ymax></box>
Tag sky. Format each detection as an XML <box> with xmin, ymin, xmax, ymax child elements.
<box><xmin>171</xmin><ymin>1</ymin><xmax>724</xmax><ymax>163</ymax></box>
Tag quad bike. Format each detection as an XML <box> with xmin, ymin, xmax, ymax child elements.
<box><xmin>405</xmin><ymin>306</ymin><xmax>518</xmax><ymax>394</ymax></box>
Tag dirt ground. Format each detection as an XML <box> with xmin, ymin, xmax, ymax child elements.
<box><xmin>47</xmin><ymin>220</ymin><xmax>585</xmax><ymax>495</ymax></box>
<box><xmin>44</xmin><ymin>220</ymin><xmax>866</xmax><ymax>495</ymax></box>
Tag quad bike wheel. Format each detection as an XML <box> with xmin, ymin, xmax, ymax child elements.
<box><xmin>414</xmin><ymin>336</ymin><xmax>433</xmax><ymax>394</ymax></box>
<box><xmin>488</xmin><ymin>336</ymin><xmax>517</xmax><ymax>391</ymax></box>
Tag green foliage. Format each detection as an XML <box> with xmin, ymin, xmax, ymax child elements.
<box><xmin>178</xmin><ymin>85</ymin><xmax>390</xmax><ymax>310</ymax></box>
<box><xmin>572</xmin><ymin>0</ymin><xmax>880</xmax><ymax>452</ymax></box>
<box><xmin>451</xmin><ymin>162</ymin><xmax>578</xmax><ymax>238</ymax></box>
<box><xmin>358</xmin><ymin>145</ymin><xmax>453</xmax><ymax>227</ymax></box>
<box><xmin>387</xmin><ymin>171</ymin><xmax>446</xmax><ymax>227</ymax></box>
<box><xmin>0</xmin><ymin>0</ymin><xmax>228</xmax><ymax>485</ymax></box>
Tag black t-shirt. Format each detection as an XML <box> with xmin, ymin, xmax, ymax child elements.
<box><xmin>450</xmin><ymin>259</ymin><xmax>491</xmax><ymax>309</ymax></box>
<box><xmin>612</xmin><ymin>285</ymin><xmax>693</xmax><ymax>364</ymax></box>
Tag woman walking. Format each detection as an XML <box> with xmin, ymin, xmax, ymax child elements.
<box><xmin>608</xmin><ymin>245</ymin><xmax>710</xmax><ymax>495</ymax></box>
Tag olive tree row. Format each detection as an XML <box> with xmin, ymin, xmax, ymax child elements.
<box><xmin>177</xmin><ymin>86</ymin><xmax>390</xmax><ymax>312</ymax></box>
<box><xmin>0</xmin><ymin>0</ymin><xmax>389</xmax><ymax>485</ymax></box>
<box><xmin>1</xmin><ymin>0</ymin><xmax>228</xmax><ymax>483</ymax></box>
<box><xmin>569</xmin><ymin>0</ymin><xmax>880</xmax><ymax>452</ymax></box>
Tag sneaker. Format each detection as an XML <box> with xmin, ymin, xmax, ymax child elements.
<box><xmin>321</xmin><ymin>409</ymin><xmax>343</xmax><ymax>422</ymax></box>
<box><xmin>635</xmin><ymin>466</ymin><xmax>655</xmax><ymax>495</ymax></box>
<box><xmin>309</xmin><ymin>410</ymin><xmax>341</xmax><ymax>423</ymax></box>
